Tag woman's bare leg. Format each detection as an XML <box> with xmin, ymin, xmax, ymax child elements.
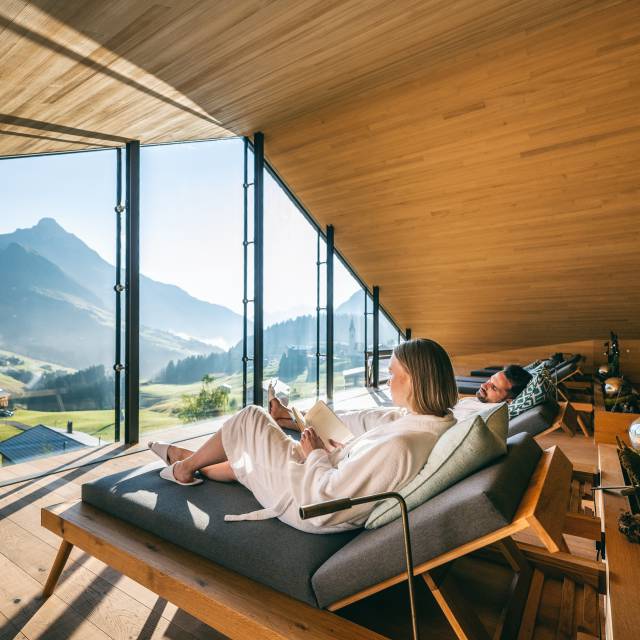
<box><xmin>164</xmin><ymin>443</ymin><xmax>236</xmax><ymax>482</ymax></box>
<box><xmin>172</xmin><ymin>431</ymin><xmax>229</xmax><ymax>483</ymax></box>
<box><xmin>165</xmin><ymin>444</ymin><xmax>194</xmax><ymax>464</ymax></box>
<box><xmin>197</xmin><ymin>461</ymin><xmax>236</xmax><ymax>482</ymax></box>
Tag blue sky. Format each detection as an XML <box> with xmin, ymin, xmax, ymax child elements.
<box><xmin>0</xmin><ymin>138</ymin><xmax>360</xmax><ymax>319</ymax></box>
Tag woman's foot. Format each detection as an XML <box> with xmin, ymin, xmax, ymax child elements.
<box><xmin>171</xmin><ymin>459</ymin><xmax>197</xmax><ymax>484</ymax></box>
<box><xmin>159</xmin><ymin>461</ymin><xmax>203</xmax><ymax>486</ymax></box>
<box><xmin>148</xmin><ymin>441</ymin><xmax>193</xmax><ymax>465</ymax></box>
<box><xmin>269</xmin><ymin>397</ymin><xmax>299</xmax><ymax>431</ymax></box>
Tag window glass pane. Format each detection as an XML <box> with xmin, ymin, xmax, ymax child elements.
<box><xmin>264</xmin><ymin>174</ymin><xmax>318</xmax><ymax>404</ymax></box>
<box><xmin>139</xmin><ymin>139</ymin><xmax>244</xmax><ymax>433</ymax></box>
<box><xmin>333</xmin><ymin>258</ymin><xmax>366</xmax><ymax>390</ymax></box>
<box><xmin>0</xmin><ymin>149</ymin><xmax>117</xmax><ymax>464</ymax></box>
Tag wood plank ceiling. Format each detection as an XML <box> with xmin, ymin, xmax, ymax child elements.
<box><xmin>1</xmin><ymin>0</ymin><xmax>638</xmax><ymax>357</ymax></box>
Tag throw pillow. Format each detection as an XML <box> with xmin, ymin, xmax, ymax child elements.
<box><xmin>508</xmin><ymin>367</ymin><xmax>556</xmax><ymax>419</ymax></box>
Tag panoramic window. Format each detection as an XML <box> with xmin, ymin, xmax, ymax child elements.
<box><xmin>0</xmin><ymin>149</ymin><xmax>117</xmax><ymax>464</ymax></box>
<box><xmin>333</xmin><ymin>257</ymin><xmax>366</xmax><ymax>390</ymax></box>
<box><xmin>263</xmin><ymin>172</ymin><xmax>321</xmax><ymax>403</ymax></box>
<box><xmin>139</xmin><ymin>139</ymin><xmax>245</xmax><ymax>433</ymax></box>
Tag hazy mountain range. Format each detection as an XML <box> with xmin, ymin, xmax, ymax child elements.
<box><xmin>0</xmin><ymin>219</ymin><xmax>242</xmax><ymax>376</ymax></box>
<box><xmin>0</xmin><ymin>218</ymin><xmax>397</xmax><ymax>379</ymax></box>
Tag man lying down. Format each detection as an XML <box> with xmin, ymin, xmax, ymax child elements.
<box><xmin>453</xmin><ymin>364</ymin><xmax>532</xmax><ymax>420</ymax></box>
<box><xmin>148</xmin><ymin>338</ymin><xmax>459</xmax><ymax>534</ymax></box>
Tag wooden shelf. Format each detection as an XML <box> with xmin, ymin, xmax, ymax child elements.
<box><xmin>593</xmin><ymin>383</ymin><xmax>639</xmax><ymax>445</ymax></box>
<box><xmin>596</xmin><ymin>444</ymin><xmax>640</xmax><ymax>640</ymax></box>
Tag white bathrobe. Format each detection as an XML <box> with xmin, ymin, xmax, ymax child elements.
<box><xmin>220</xmin><ymin>405</ymin><xmax>455</xmax><ymax>533</ymax></box>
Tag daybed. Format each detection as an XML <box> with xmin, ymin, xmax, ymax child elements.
<box><xmin>40</xmin><ymin>432</ymin><xmax>593</xmax><ymax>639</ymax></box>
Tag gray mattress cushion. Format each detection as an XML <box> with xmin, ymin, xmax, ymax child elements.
<box><xmin>508</xmin><ymin>399</ymin><xmax>559</xmax><ymax>437</ymax></box>
<box><xmin>311</xmin><ymin>432</ymin><xmax>541</xmax><ymax>608</ymax></box>
<box><xmin>456</xmin><ymin>380</ymin><xmax>482</xmax><ymax>394</ymax></box>
<box><xmin>82</xmin><ymin>462</ymin><xmax>358</xmax><ymax>606</ymax></box>
<box><xmin>553</xmin><ymin>362</ymin><xmax>577</xmax><ymax>380</ymax></box>
<box><xmin>455</xmin><ymin>375</ymin><xmax>486</xmax><ymax>383</ymax></box>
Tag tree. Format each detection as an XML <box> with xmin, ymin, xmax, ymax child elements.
<box><xmin>178</xmin><ymin>375</ymin><xmax>230</xmax><ymax>422</ymax></box>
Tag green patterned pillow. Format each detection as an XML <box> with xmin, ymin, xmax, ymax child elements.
<box><xmin>508</xmin><ymin>367</ymin><xmax>556</xmax><ymax>419</ymax></box>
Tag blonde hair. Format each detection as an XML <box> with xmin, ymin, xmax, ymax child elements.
<box><xmin>393</xmin><ymin>338</ymin><xmax>457</xmax><ymax>417</ymax></box>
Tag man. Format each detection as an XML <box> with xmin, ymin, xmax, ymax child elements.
<box><xmin>454</xmin><ymin>364</ymin><xmax>532</xmax><ymax>420</ymax></box>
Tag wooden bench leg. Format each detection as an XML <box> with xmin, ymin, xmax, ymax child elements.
<box><xmin>493</xmin><ymin>538</ymin><xmax>533</xmax><ymax>640</ymax></box>
<box><xmin>423</xmin><ymin>566</ymin><xmax>490</xmax><ymax>640</ymax></box>
<box><xmin>43</xmin><ymin>540</ymin><xmax>73</xmax><ymax>598</ymax></box>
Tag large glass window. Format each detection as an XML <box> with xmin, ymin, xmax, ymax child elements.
<box><xmin>0</xmin><ymin>139</ymin><xmax>404</xmax><ymax>467</ymax></box>
<box><xmin>263</xmin><ymin>173</ymin><xmax>321</xmax><ymax>403</ymax></box>
<box><xmin>139</xmin><ymin>139</ymin><xmax>245</xmax><ymax>434</ymax></box>
<box><xmin>0</xmin><ymin>149</ymin><xmax>117</xmax><ymax>464</ymax></box>
<box><xmin>333</xmin><ymin>257</ymin><xmax>366</xmax><ymax>390</ymax></box>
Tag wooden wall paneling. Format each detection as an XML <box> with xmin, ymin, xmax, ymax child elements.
<box><xmin>265</xmin><ymin>0</ymin><xmax>640</xmax><ymax>358</ymax></box>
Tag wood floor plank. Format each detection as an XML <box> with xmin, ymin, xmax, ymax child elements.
<box><xmin>0</xmin><ymin>553</ymin><xmax>108</xmax><ymax>640</ymax></box>
<box><xmin>0</xmin><ymin>610</ymin><xmax>28</xmax><ymax>640</ymax></box>
<box><xmin>555</xmin><ymin>578</ymin><xmax>575</xmax><ymax>639</ymax></box>
<box><xmin>578</xmin><ymin>583</ymin><xmax>598</xmax><ymax>636</ymax></box>
<box><xmin>516</xmin><ymin>569</ymin><xmax>544</xmax><ymax>640</ymax></box>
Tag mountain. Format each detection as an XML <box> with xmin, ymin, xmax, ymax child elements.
<box><xmin>336</xmin><ymin>290</ymin><xmax>365</xmax><ymax>315</ymax></box>
<box><xmin>0</xmin><ymin>243</ymin><xmax>212</xmax><ymax>375</ymax></box>
<box><xmin>0</xmin><ymin>219</ymin><xmax>243</xmax><ymax>348</ymax></box>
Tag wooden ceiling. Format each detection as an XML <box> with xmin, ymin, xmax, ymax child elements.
<box><xmin>1</xmin><ymin>0</ymin><xmax>639</xmax><ymax>358</ymax></box>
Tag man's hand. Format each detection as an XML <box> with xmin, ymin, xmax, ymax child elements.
<box><xmin>300</xmin><ymin>427</ymin><xmax>327</xmax><ymax>459</ymax></box>
<box><xmin>328</xmin><ymin>438</ymin><xmax>345</xmax><ymax>450</ymax></box>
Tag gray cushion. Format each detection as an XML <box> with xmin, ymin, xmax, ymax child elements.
<box><xmin>82</xmin><ymin>462</ymin><xmax>358</xmax><ymax>607</ymax></box>
<box><xmin>312</xmin><ymin>432</ymin><xmax>542</xmax><ymax>608</ymax></box>
<box><xmin>553</xmin><ymin>362</ymin><xmax>577</xmax><ymax>380</ymax></box>
<box><xmin>456</xmin><ymin>376</ymin><xmax>486</xmax><ymax>383</ymax></box>
<box><xmin>508</xmin><ymin>399</ymin><xmax>559</xmax><ymax>437</ymax></box>
<box><xmin>456</xmin><ymin>380</ymin><xmax>482</xmax><ymax>394</ymax></box>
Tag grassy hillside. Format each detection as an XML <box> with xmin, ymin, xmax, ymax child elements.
<box><xmin>0</xmin><ymin>424</ymin><xmax>21</xmax><ymax>441</ymax></box>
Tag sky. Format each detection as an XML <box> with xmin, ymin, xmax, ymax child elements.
<box><xmin>0</xmin><ymin>138</ymin><xmax>361</xmax><ymax>319</ymax></box>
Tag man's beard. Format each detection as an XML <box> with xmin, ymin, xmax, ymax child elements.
<box><xmin>475</xmin><ymin>389</ymin><xmax>488</xmax><ymax>403</ymax></box>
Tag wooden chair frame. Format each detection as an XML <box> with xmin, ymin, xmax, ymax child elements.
<box><xmin>535</xmin><ymin>401</ymin><xmax>590</xmax><ymax>439</ymax></box>
<box><xmin>41</xmin><ymin>446</ymin><xmax>594</xmax><ymax>640</ymax></box>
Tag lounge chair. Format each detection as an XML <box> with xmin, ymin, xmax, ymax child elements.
<box><xmin>458</xmin><ymin>355</ymin><xmax>584</xmax><ymax>390</ymax></box>
<box><xmin>40</xmin><ymin>433</ymin><xmax>602</xmax><ymax>639</ymax></box>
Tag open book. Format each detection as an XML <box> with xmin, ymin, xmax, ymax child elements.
<box><xmin>291</xmin><ymin>400</ymin><xmax>354</xmax><ymax>445</ymax></box>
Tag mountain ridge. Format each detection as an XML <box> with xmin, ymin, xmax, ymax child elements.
<box><xmin>0</xmin><ymin>218</ymin><xmax>243</xmax><ymax>347</ymax></box>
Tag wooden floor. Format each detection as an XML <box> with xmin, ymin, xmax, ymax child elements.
<box><xmin>0</xmin><ymin>389</ymin><xmax>602</xmax><ymax>640</ymax></box>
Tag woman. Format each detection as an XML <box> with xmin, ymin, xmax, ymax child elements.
<box><xmin>149</xmin><ymin>338</ymin><xmax>457</xmax><ymax>533</ymax></box>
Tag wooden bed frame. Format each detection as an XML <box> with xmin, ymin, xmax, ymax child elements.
<box><xmin>40</xmin><ymin>446</ymin><xmax>603</xmax><ymax>639</ymax></box>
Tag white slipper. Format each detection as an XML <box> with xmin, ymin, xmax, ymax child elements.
<box><xmin>267</xmin><ymin>382</ymin><xmax>276</xmax><ymax>403</ymax></box>
<box><xmin>159</xmin><ymin>462</ymin><xmax>203</xmax><ymax>486</ymax></box>
<box><xmin>148</xmin><ymin>441</ymin><xmax>171</xmax><ymax>465</ymax></box>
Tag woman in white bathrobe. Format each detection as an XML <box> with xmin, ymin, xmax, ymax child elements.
<box><xmin>151</xmin><ymin>338</ymin><xmax>458</xmax><ymax>533</ymax></box>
